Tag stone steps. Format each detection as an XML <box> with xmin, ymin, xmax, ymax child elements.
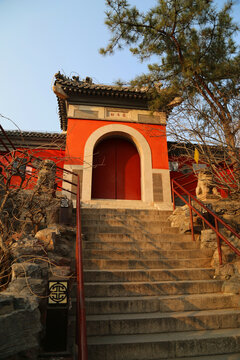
<box><xmin>86</xmin><ymin>308</ymin><xmax>240</xmax><ymax>336</ymax></box>
<box><xmin>84</xmin><ymin>279</ymin><xmax>223</xmax><ymax>297</ymax></box>
<box><xmin>87</xmin><ymin>328</ymin><xmax>240</xmax><ymax>360</ymax></box>
<box><xmin>84</xmin><ymin>268</ymin><xmax>215</xmax><ymax>282</ymax></box>
<box><xmin>81</xmin><ymin>209</ymin><xmax>173</xmax><ymax>217</ymax></box>
<box><xmin>81</xmin><ymin>219</ymin><xmax>171</xmax><ymax>227</ymax></box>
<box><xmin>168</xmin><ymin>354</ymin><xmax>240</xmax><ymax>360</ymax></box>
<box><xmin>83</xmin><ymin>248</ymin><xmax>213</xmax><ymax>260</ymax></box>
<box><xmin>82</xmin><ymin>215</ymin><xmax>172</xmax><ymax>222</ymax></box>
<box><xmin>83</xmin><ymin>240</ymin><xmax>199</xmax><ymax>250</ymax></box>
<box><xmin>83</xmin><ymin>258</ymin><xmax>212</xmax><ymax>270</ymax></box>
<box><xmin>80</xmin><ymin>208</ymin><xmax>240</xmax><ymax>359</ymax></box>
<box><xmin>82</xmin><ymin>225</ymin><xmax>179</xmax><ymax>234</ymax></box>
<box><xmin>85</xmin><ymin>293</ymin><xmax>239</xmax><ymax>314</ymax></box>
<box><xmin>83</xmin><ymin>233</ymin><xmax>193</xmax><ymax>242</ymax></box>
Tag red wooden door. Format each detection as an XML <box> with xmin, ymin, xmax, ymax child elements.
<box><xmin>91</xmin><ymin>138</ymin><xmax>141</xmax><ymax>200</ymax></box>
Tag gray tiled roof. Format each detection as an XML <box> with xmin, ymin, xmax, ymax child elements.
<box><xmin>0</xmin><ymin>130</ymin><xmax>66</xmax><ymax>151</ymax></box>
<box><xmin>2</xmin><ymin>130</ymin><xmax>65</xmax><ymax>139</ymax></box>
<box><xmin>54</xmin><ymin>72</ymin><xmax>148</xmax><ymax>98</ymax></box>
<box><xmin>54</xmin><ymin>72</ymin><xmax>151</xmax><ymax>130</ymax></box>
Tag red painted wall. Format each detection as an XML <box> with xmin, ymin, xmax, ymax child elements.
<box><xmin>65</xmin><ymin>118</ymin><xmax>169</xmax><ymax>169</ymax></box>
<box><xmin>0</xmin><ymin>148</ymin><xmax>65</xmax><ymax>189</ymax></box>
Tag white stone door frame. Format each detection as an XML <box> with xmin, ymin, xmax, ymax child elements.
<box><xmin>81</xmin><ymin>124</ymin><xmax>154</xmax><ymax>203</ymax></box>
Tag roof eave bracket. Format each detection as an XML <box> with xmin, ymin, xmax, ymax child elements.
<box><xmin>52</xmin><ymin>84</ymin><xmax>69</xmax><ymax>100</ymax></box>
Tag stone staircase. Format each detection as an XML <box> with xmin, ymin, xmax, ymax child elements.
<box><xmin>80</xmin><ymin>208</ymin><xmax>240</xmax><ymax>360</ymax></box>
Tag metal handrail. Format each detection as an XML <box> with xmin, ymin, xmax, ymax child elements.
<box><xmin>50</xmin><ymin>165</ymin><xmax>88</xmax><ymax>358</ymax></box>
<box><xmin>35</xmin><ymin>162</ymin><xmax>87</xmax><ymax>357</ymax></box>
<box><xmin>0</xmin><ymin>125</ymin><xmax>88</xmax><ymax>357</ymax></box>
<box><xmin>41</xmin><ymin>162</ymin><xmax>87</xmax><ymax>358</ymax></box>
<box><xmin>172</xmin><ymin>172</ymin><xmax>194</xmax><ymax>181</ymax></box>
<box><xmin>171</xmin><ymin>172</ymin><xmax>197</xmax><ymax>189</ymax></box>
<box><xmin>174</xmin><ymin>178</ymin><xmax>197</xmax><ymax>190</ymax></box>
<box><xmin>75</xmin><ymin>175</ymin><xmax>88</xmax><ymax>360</ymax></box>
<box><xmin>172</xmin><ymin>178</ymin><xmax>240</xmax><ymax>265</ymax></box>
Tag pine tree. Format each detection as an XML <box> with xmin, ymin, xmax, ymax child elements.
<box><xmin>101</xmin><ymin>0</ymin><xmax>240</xmax><ymax>157</ymax></box>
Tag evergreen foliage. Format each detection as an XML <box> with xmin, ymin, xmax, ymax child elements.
<box><xmin>101</xmin><ymin>0</ymin><xmax>240</xmax><ymax>152</ymax></box>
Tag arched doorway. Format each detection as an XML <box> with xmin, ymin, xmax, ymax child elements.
<box><xmin>91</xmin><ymin>137</ymin><xmax>141</xmax><ymax>200</ymax></box>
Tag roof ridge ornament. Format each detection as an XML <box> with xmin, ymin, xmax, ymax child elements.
<box><xmin>85</xmin><ymin>77</ymin><xmax>93</xmax><ymax>85</ymax></box>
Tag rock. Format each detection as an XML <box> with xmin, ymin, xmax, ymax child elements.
<box><xmin>35</xmin><ymin>227</ymin><xmax>60</xmax><ymax>250</ymax></box>
<box><xmin>0</xmin><ymin>294</ymin><xmax>41</xmax><ymax>359</ymax></box>
<box><xmin>222</xmin><ymin>276</ymin><xmax>240</xmax><ymax>294</ymax></box>
<box><xmin>0</xmin><ymin>295</ymin><xmax>14</xmax><ymax>315</ymax></box>
<box><xmin>227</xmin><ymin>235</ymin><xmax>240</xmax><ymax>251</ymax></box>
<box><xmin>5</xmin><ymin>278</ymin><xmax>46</xmax><ymax>299</ymax></box>
<box><xmin>54</xmin><ymin>237</ymin><xmax>72</xmax><ymax>257</ymax></box>
<box><xmin>48</xmin><ymin>253</ymin><xmax>72</xmax><ymax>267</ymax></box>
<box><xmin>45</xmin><ymin>198</ymin><xmax>61</xmax><ymax>226</ymax></box>
<box><xmin>11</xmin><ymin>236</ymin><xmax>45</xmax><ymax>260</ymax></box>
<box><xmin>211</xmin><ymin>246</ymin><xmax>238</xmax><ymax>267</ymax></box>
<box><xmin>211</xmin><ymin>249</ymin><xmax>221</xmax><ymax>268</ymax></box>
<box><xmin>168</xmin><ymin>205</ymin><xmax>191</xmax><ymax>233</ymax></box>
<box><xmin>49</xmin><ymin>265</ymin><xmax>72</xmax><ymax>278</ymax></box>
<box><xmin>233</xmin><ymin>260</ymin><xmax>240</xmax><ymax>275</ymax></box>
<box><xmin>208</xmin><ymin>199</ymin><xmax>240</xmax><ymax>231</ymax></box>
<box><xmin>200</xmin><ymin>229</ymin><xmax>218</xmax><ymax>249</ymax></box>
<box><xmin>178</xmin><ymin>221</ymin><xmax>190</xmax><ymax>233</ymax></box>
<box><xmin>55</xmin><ymin>243</ymin><xmax>71</xmax><ymax>257</ymax></box>
<box><xmin>214</xmin><ymin>263</ymin><xmax>235</xmax><ymax>279</ymax></box>
<box><xmin>12</xmin><ymin>262</ymin><xmax>48</xmax><ymax>280</ymax></box>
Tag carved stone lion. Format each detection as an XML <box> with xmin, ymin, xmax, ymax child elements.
<box><xmin>196</xmin><ymin>170</ymin><xmax>220</xmax><ymax>200</ymax></box>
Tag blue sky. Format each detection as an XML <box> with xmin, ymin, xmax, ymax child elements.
<box><xmin>0</xmin><ymin>0</ymin><xmax>239</xmax><ymax>132</ymax></box>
